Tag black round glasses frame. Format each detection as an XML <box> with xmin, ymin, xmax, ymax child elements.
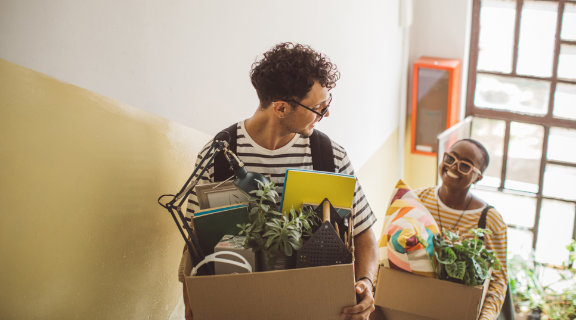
<box><xmin>286</xmin><ymin>93</ymin><xmax>332</xmax><ymax>121</ymax></box>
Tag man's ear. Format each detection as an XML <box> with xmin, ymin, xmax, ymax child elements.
<box><xmin>271</xmin><ymin>101</ymin><xmax>290</xmax><ymax>118</ymax></box>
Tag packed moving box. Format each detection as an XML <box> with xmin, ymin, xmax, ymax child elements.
<box><xmin>185</xmin><ymin>170</ymin><xmax>359</xmax><ymax>319</ymax></box>
<box><xmin>374</xmin><ymin>267</ymin><xmax>490</xmax><ymax>320</ymax></box>
<box><xmin>185</xmin><ymin>263</ymin><xmax>356</xmax><ymax>320</ymax></box>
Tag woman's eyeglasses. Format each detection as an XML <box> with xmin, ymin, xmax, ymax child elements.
<box><xmin>443</xmin><ymin>152</ymin><xmax>482</xmax><ymax>175</ymax></box>
<box><xmin>286</xmin><ymin>93</ymin><xmax>332</xmax><ymax>121</ymax></box>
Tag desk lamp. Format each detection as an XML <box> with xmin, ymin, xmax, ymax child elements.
<box><xmin>158</xmin><ymin>132</ymin><xmax>270</xmax><ymax>266</ymax></box>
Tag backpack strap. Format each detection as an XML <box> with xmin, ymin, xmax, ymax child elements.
<box><xmin>478</xmin><ymin>205</ymin><xmax>493</xmax><ymax>242</ymax></box>
<box><xmin>309</xmin><ymin>129</ymin><xmax>336</xmax><ymax>172</ymax></box>
<box><xmin>214</xmin><ymin>123</ymin><xmax>238</xmax><ymax>182</ymax></box>
<box><xmin>477</xmin><ymin>204</ymin><xmax>516</xmax><ymax>320</ymax></box>
<box><xmin>213</xmin><ymin>125</ymin><xmax>336</xmax><ymax>182</ymax></box>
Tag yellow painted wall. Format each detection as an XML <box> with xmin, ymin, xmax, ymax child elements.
<box><xmin>0</xmin><ymin>57</ymin><xmax>420</xmax><ymax>318</ymax></box>
<box><xmin>357</xmin><ymin>128</ymin><xmax>399</xmax><ymax>238</ymax></box>
<box><xmin>0</xmin><ymin>59</ymin><xmax>210</xmax><ymax>319</ymax></box>
<box><xmin>402</xmin><ymin>118</ymin><xmax>437</xmax><ymax>190</ymax></box>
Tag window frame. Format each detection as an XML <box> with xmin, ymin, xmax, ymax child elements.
<box><xmin>467</xmin><ymin>0</ymin><xmax>576</xmax><ymax>259</ymax></box>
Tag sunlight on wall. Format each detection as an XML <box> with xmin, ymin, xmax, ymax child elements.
<box><xmin>357</xmin><ymin>128</ymin><xmax>400</xmax><ymax>238</ymax></box>
<box><xmin>403</xmin><ymin>119</ymin><xmax>437</xmax><ymax>190</ymax></box>
<box><xmin>0</xmin><ymin>59</ymin><xmax>210</xmax><ymax>319</ymax></box>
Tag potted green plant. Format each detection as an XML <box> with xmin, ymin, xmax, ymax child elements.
<box><xmin>237</xmin><ymin>180</ymin><xmax>319</xmax><ymax>270</ymax></box>
<box><xmin>509</xmin><ymin>240</ymin><xmax>576</xmax><ymax>320</ymax></box>
<box><xmin>433</xmin><ymin>228</ymin><xmax>501</xmax><ymax>286</ymax></box>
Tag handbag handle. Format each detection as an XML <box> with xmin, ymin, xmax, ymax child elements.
<box><xmin>191</xmin><ymin>250</ymin><xmax>253</xmax><ymax>276</ymax></box>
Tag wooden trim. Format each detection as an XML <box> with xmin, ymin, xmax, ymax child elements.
<box><xmin>475</xmin><ymin>184</ymin><xmax>576</xmax><ymax>204</ymax></box>
<box><xmin>468</xmin><ymin>108</ymin><xmax>576</xmax><ymax>129</ymax></box>
<box><xmin>547</xmin><ymin>159</ymin><xmax>576</xmax><ymax>168</ymax></box>
<box><xmin>476</xmin><ymin>70</ymin><xmax>576</xmax><ymax>85</ymax></box>
<box><xmin>533</xmin><ymin>125</ymin><xmax>550</xmax><ymax>248</ymax></box>
<box><xmin>547</xmin><ymin>0</ymin><xmax>564</xmax><ymax>121</ymax></box>
<box><xmin>512</xmin><ymin>0</ymin><xmax>523</xmax><ymax>74</ymax></box>
<box><xmin>466</xmin><ymin>0</ymin><xmax>481</xmax><ymax>117</ymax></box>
<box><xmin>500</xmin><ymin>121</ymin><xmax>511</xmax><ymax>191</ymax></box>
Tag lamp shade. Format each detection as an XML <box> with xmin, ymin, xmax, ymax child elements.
<box><xmin>233</xmin><ymin>166</ymin><xmax>270</xmax><ymax>195</ymax></box>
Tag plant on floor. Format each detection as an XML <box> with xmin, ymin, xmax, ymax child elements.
<box><xmin>509</xmin><ymin>240</ymin><xmax>576</xmax><ymax>320</ymax></box>
<box><xmin>237</xmin><ymin>180</ymin><xmax>319</xmax><ymax>267</ymax></box>
<box><xmin>432</xmin><ymin>228</ymin><xmax>501</xmax><ymax>286</ymax></box>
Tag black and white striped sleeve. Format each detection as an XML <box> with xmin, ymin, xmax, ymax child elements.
<box><xmin>332</xmin><ymin>142</ymin><xmax>376</xmax><ymax>237</ymax></box>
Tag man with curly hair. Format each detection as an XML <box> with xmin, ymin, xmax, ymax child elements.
<box><xmin>180</xmin><ymin>42</ymin><xmax>378</xmax><ymax>320</ymax></box>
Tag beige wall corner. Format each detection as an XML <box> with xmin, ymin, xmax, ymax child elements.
<box><xmin>0</xmin><ymin>58</ymin><xmax>210</xmax><ymax>319</ymax></box>
<box><xmin>357</xmin><ymin>128</ymin><xmax>400</xmax><ymax>238</ymax></box>
<box><xmin>402</xmin><ymin>118</ymin><xmax>437</xmax><ymax>190</ymax></box>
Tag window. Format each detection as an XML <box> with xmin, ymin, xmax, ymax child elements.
<box><xmin>467</xmin><ymin>0</ymin><xmax>576</xmax><ymax>267</ymax></box>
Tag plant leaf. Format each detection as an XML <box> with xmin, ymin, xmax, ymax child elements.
<box><xmin>435</xmin><ymin>247</ymin><xmax>457</xmax><ymax>264</ymax></box>
<box><xmin>446</xmin><ymin>261</ymin><xmax>466</xmax><ymax>280</ymax></box>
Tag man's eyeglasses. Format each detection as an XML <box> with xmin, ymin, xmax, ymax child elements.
<box><xmin>286</xmin><ymin>93</ymin><xmax>332</xmax><ymax>121</ymax></box>
<box><xmin>443</xmin><ymin>152</ymin><xmax>482</xmax><ymax>175</ymax></box>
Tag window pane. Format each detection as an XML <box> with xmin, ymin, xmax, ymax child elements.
<box><xmin>543</xmin><ymin>164</ymin><xmax>576</xmax><ymax>201</ymax></box>
<box><xmin>474</xmin><ymin>74</ymin><xmax>550</xmax><ymax>115</ymax></box>
<box><xmin>535</xmin><ymin>199</ymin><xmax>575</xmax><ymax>265</ymax></box>
<box><xmin>471</xmin><ymin>117</ymin><xmax>506</xmax><ymax>187</ymax></box>
<box><xmin>548</xmin><ymin>127</ymin><xmax>576</xmax><ymax>164</ymax></box>
<box><xmin>553</xmin><ymin>83</ymin><xmax>576</xmax><ymax>120</ymax></box>
<box><xmin>509</xmin><ymin>227</ymin><xmax>534</xmax><ymax>259</ymax></box>
<box><xmin>478</xmin><ymin>0</ymin><xmax>516</xmax><ymax>73</ymax></box>
<box><xmin>517</xmin><ymin>1</ymin><xmax>558</xmax><ymax>77</ymax></box>
<box><xmin>558</xmin><ymin>44</ymin><xmax>576</xmax><ymax>81</ymax></box>
<box><xmin>471</xmin><ymin>187</ymin><xmax>537</xmax><ymax>228</ymax></box>
<box><xmin>561</xmin><ymin>3</ymin><xmax>576</xmax><ymax>41</ymax></box>
<box><xmin>505</xmin><ymin>122</ymin><xmax>543</xmax><ymax>193</ymax></box>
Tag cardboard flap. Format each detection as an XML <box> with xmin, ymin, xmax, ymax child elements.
<box><xmin>375</xmin><ymin>267</ymin><xmax>486</xmax><ymax>320</ymax></box>
<box><xmin>185</xmin><ymin>264</ymin><xmax>356</xmax><ymax>320</ymax></box>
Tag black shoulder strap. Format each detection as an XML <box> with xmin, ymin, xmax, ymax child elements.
<box><xmin>309</xmin><ymin>129</ymin><xmax>336</xmax><ymax>172</ymax></box>
<box><xmin>214</xmin><ymin>125</ymin><xmax>336</xmax><ymax>181</ymax></box>
<box><xmin>214</xmin><ymin>123</ymin><xmax>238</xmax><ymax>182</ymax></box>
<box><xmin>478</xmin><ymin>204</ymin><xmax>516</xmax><ymax>320</ymax></box>
<box><xmin>478</xmin><ymin>205</ymin><xmax>493</xmax><ymax>242</ymax></box>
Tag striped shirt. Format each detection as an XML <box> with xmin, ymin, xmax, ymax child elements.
<box><xmin>415</xmin><ymin>186</ymin><xmax>508</xmax><ymax>320</ymax></box>
<box><xmin>187</xmin><ymin>121</ymin><xmax>376</xmax><ymax>236</ymax></box>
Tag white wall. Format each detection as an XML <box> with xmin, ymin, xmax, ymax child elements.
<box><xmin>0</xmin><ymin>0</ymin><xmax>405</xmax><ymax>169</ymax></box>
<box><xmin>401</xmin><ymin>0</ymin><xmax>473</xmax><ymax>188</ymax></box>
<box><xmin>410</xmin><ymin>0</ymin><xmax>473</xmax><ymax>117</ymax></box>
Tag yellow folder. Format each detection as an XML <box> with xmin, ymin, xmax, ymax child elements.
<box><xmin>280</xmin><ymin>169</ymin><xmax>356</xmax><ymax>214</ymax></box>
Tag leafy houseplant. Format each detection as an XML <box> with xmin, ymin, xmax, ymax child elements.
<box><xmin>237</xmin><ymin>180</ymin><xmax>319</xmax><ymax>269</ymax></box>
<box><xmin>509</xmin><ymin>240</ymin><xmax>576</xmax><ymax>320</ymax></box>
<box><xmin>433</xmin><ymin>228</ymin><xmax>501</xmax><ymax>286</ymax></box>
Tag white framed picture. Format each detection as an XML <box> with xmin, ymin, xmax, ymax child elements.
<box><xmin>195</xmin><ymin>181</ymin><xmax>249</xmax><ymax>209</ymax></box>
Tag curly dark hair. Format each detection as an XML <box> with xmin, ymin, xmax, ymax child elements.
<box><xmin>250</xmin><ymin>42</ymin><xmax>340</xmax><ymax>108</ymax></box>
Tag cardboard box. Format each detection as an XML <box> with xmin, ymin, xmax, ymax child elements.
<box><xmin>185</xmin><ymin>263</ymin><xmax>356</xmax><ymax>320</ymax></box>
<box><xmin>374</xmin><ymin>267</ymin><xmax>489</xmax><ymax>320</ymax></box>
